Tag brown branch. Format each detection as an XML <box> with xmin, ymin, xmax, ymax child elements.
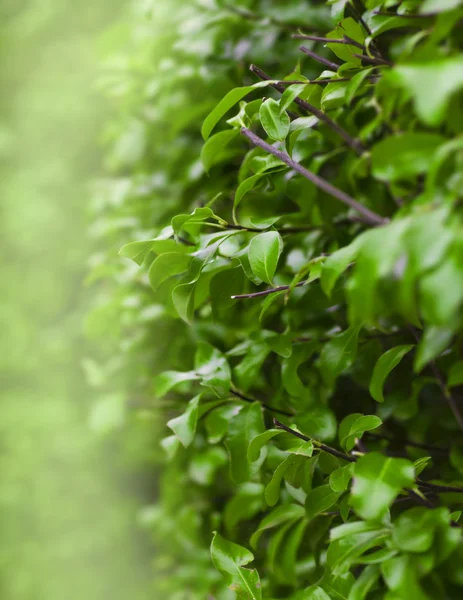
<box><xmin>299</xmin><ymin>46</ymin><xmax>341</xmax><ymax>71</ymax></box>
<box><xmin>292</xmin><ymin>34</ymin><xmax>364</xmax><ymax>50</ymax></box>
<box><xmin>274</xmin><ymin>419</ymin><xmax>356</xmax><ymax>462</ymax></box>
<box><xmin>241</xmin><ymin>127</ymin><xmax>387</xmax><ymax>226</ymax></box>
<box><xmin>249</xmin><ymin>64</ymin><xmax>365</xmax><ymax>155</ymax></box>
<box><xmin>231</xmin><ymin>280</ymin><xmax>307</xmax><ymax>300</ymax></box>
<box><xmin>408</xmin><ymin>326</ymin><xmax>463</xmax><ymax>431</ymax></box>
<box><xmin>353</xmin><ymin>53</ymin><xmax>393</xmax><ymax>66</ymax></box>
<box><xmin>418</xmin><ymin>480</ymin><xmax>463</xmax><ymax>494</ymax></box>
<box><xmin>230</xmin><ymin>387</ymin><xmax>293</xmax><ymax>417</ymax></box>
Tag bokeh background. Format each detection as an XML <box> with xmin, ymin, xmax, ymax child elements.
<box><xmin>0</xmin><ymin>1</ymin><xmax>155</xmax><ymax>598</ymax></box>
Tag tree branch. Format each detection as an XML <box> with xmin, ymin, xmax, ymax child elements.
<box><xmin>353</xmin><ymin>53</ymin><xmax>393</xmax><ymax>67</ymax></box>
<box><xmin>231</xmin><ymin>280</ymin><xmax>307</xmax><ymax>300</ymax></box>
<box><xmin>299</xmin><ymin>45</ymin><xmax>341</xmax><ymax>71</ymax></box>
<box><xmin>241</xmin><ymin>127</ymin><xmax>387</xmax><ymax>226</ymax></box>
<box><xmin>249</xmin><ymin>64</ymin><xmax>366</xmax><ymax>155</ymax></box>
<box><xmin>292</xmin><ymin>34</ymin><xmax>364</xmax><ymax>50</ymax></box>
<box><xmin>231</xmin><ymin>387</ymin><xmax>293</xmax><ymax>417</ymax></box>
<box><xmin>273</xmin><ymin>419</ymin><xmax>356</xmax><ymax>462</ymax></box>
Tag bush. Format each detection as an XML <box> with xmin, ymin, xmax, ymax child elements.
<box><xmin>92</xmin><ymin>0</ymin><xmax>463</xmax><ymax>598</ymax></box>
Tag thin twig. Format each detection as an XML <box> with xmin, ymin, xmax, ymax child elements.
<box><xmin>275</xmin><ymin>76</ymin><xmax>379</xmax><ymax>85</ymax></box>
<box><xmin>249</xmin><ymin>64</ymin><xmax>365</xmax><ymax>155</ymax></box>
<box><xmin>408</xmin><ymin>326</ymin><xmax>463</xmax><ymax>431</ymax></box>
<box><xmin>373</xmin><ymin>10</ymin><xmax>436</xmax><ymax>18</ymax></box>
<box><xmin>366</xmin><ymin>432</ymin><xmax>449</xmax><ymax>454</ymax></box>
<box><xmin>241</xmin><ymin>127</ymin><xmax>387</xmax><ymax>226</ymax></box>
<box><xmin>418</xmin><ymin>480</ymin><xmax>463</xmax><ymax>494</ymax></box>
<box><xmin>353</xmin><ymin>53</ymin><xmax>393</xmax><ymax>66</ymax></box>
<box><xmin>299</xmin><ymin>46</ymin><xmax>341</xmax><ymax>71</ymax></box>
<box><xmin>292</xmin><ymin>34</ymin><xmax>364</xmax><ymax>50</ymax></box>
<box><xmin>232</xmin><ymin>280</ymin><xmax>307</xmax><ymax>300</ymax></box>
<box><xmin>231</xmin><ymin>388</ymin><xmax>293</xmax><ymax>417</ymax></box>
<box><xmin>224</xmin><ymin>223</ymin><xmax>327</xmax><ymax>234</ymax></box>
<box><xmin>273</xmin><ymin>419</ymin><xmax>356</xmax><ymax>462</ymax></box>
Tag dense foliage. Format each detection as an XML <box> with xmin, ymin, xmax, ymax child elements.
<box><xmin>92</xmin><ymin>0</ymin><xmax>463</xmax><ymax>598</ymax></box>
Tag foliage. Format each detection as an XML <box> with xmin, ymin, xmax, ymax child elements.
<box><xmin>92</xmin><ymin>0</ymin><xmax>463</xmax><ymax>598</ymax></box>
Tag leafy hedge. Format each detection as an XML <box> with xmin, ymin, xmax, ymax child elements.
<box><xmin>91</xmin><ymin>0</ymin><xmax>463</xmax><ymax>598</ymax></box>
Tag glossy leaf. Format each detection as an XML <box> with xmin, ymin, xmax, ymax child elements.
<box><xmin>248</xmin><ymin>231</ymin><xmax>283</xmax><ymax>284</ymax></box>
<box><xmin>370</xmin><ymin>345</ymin><xmax>414</xmax><ymax>403</ymax></box>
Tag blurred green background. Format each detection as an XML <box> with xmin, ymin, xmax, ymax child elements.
<box><xmin>0</xmin><ymin>2</ymin><xmax>154</xmax><ymax>598</ymax></box>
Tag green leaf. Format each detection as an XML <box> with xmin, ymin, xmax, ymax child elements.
<box><xmin>248</xmin><ymin>231</ymin><xmax>283</xmax><ymax>285</ymax></box>
<box><xmin>250</xmin><ymin>503</ymin><xmax>305</xmax><ymax>549</ymax></box>
<box><xmin>201</xmin><ymin>129</ymin><xmax>238</xmax><ymax>172</ymax></box>
<box><xmin>381</xmin><ymin>555</ymin><xmax>431</xmax><ymax>600</ymax></box>
<box><xmin>148</xmin><ymin>252</ymin><xmax>191</xmax><ymax>292</ymax></box>
<box><xmin>265</xmin><ymin>455</ymin><xmax>299</xmax><ymax>506</ymax></box>
<box><xmin>118</xmin><ymin>239</ymin><xmax>154</xmax><ymax>265</ymax></box>
<box><xmin>202</xmin><ymin>81</ymin><xmax>274</xmax><ymax>140</ymax></box>
<box><xmin>345</xmin><ymin>68</ymin><xmax>375</xmax><ymax>105</ymax></box>
<box><xmin>351</xmin><ymin>453</ymin><xmax>415</xmax><ymax>521</ymax></box>
<box><xmin>448</xmin><ymin>361</ymin><xmax>463</xmax><ymax>388</ymax></box>
<box><xmin>259</xmin><ymin>98</ymin><xmax>290</xmax><ymax>141</ymax></box>
<box><xmin>279</xmin><ymin>83</ymin><xmax>308</xmax><ymax>114</ymax></box>
<box><xmin>371</xmin><ymin>133</ymin><xmax>446</xmax><ymax>182</ymax></box>
<box><xmin>369</xmin><ymin>345</ymin><xmax>415</xmax><ymax>403</ymax></box>
<box><xmin>210</xmin><ymin>532</ymin><xmax>262</xmax><ymax>599</ymax></box>
<box><xmin>167</xmin><ymin>395</ymin><xmax>200</xmax><ymax>448</ymax></box>
<box><xmin>226</xmin><ymin>402</ymin><xmax>265</xmax><ymax>484</ymax></box>
<box><xmin>233</xmin><ymin>173</ymin><xmax>265</xmax><ymax>218</ymax></box>
<box><xmin>413</xmin><ymin>326</ymin><xmax>454</xmax><ymax>373</ymax></box>
<box><xmin>305</xmin><ymin>485</ymin><xmax>341</xmax><ymax>521</ymax></box>
<box><xmin>391</xmin><ymin>507</ymin><xmax>449</xmax><ymax>553</ymax></box>
<box><xmin>171</xmin><ymin>206</ymin><xmax>216</xmax><ymax>234</ymax></box>
<box><xmin>154</xmin><ymin>369</ymin><xmax>198</xmax><ymax>397</ymax></box>
<box><xmin>319</xmin><ymin>325</ymin><xmax>362</xmax><ymax>386</ymax></box>
<box><xmin>330</xmin><ymin>463</ymin><xmax>355</xmax><ymax>493</ymax></box>
<box><xmin>339</xmin><ymin>414</ymin><xmax>382</xmax><ymax>452</ymax></box>
<box><xmin>347</xmin><ymin>565</ymin><xmax>380</xmax><ymax>600</ymax></box>
<box><xmin>320</xmin><ymin>236</ymin><xmax>364</xmax><ymax>296</ymax></box>
<box><xmin>247</xmin><ymin>429</ymin><xmax>284</xmax><ymax>463</ymax></box>
<box><xmin>389</xmin><ymin>57</ymin><xmax>463</xmax><ymax>126</ymax></box>
<box><xmin>301</xmin><ymin>586</ymin><xmax>332</xmax><ymax>600</ymax></box>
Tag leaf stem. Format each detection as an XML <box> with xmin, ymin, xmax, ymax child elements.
<box><xmin>241</xmin><ymin>127</ymin><xmax>387</xmax><ymax>226</ymax></box>
<box><xmin>249</xmin><ymin>64</ymin><xmax>366</xmax><ymax>155</ymax></box>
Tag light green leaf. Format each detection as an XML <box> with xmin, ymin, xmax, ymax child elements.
<box><xmin>250</xmin><ymin>503</ymin><xmax>305</xmax><ymax>549</ymax></box>
<box><xmin>352</xmin><ymin>453</ymin><xmax>415</xmax><ymax>521</ymax></box>
<box><xmin>118</xmin><ymin>239</ymin><xmax>154</xmax><ymax>265</ymax></box>
<box><xmin>389</xmin><ymin>57</ymin><xmax>463</xmax><ymax>126</ymax></box>
<box><xmin>260</xmin><ymin>98</ymin><xmax>290</xmax><ymax>141</ymax></box>
<box><xmin>319</xmin><ymin>325</ymin><xmax>362</xmax><ymax>386</ymax></box>
<box><xmin>448</xmin><ymin>361</ymin><xmax>463</xmax><ymax>388</ymax></box>
<box><xmin>413</xmin><ymin>326</ymin><xmax>454</xmax><ymax>373</ymax></box>
<box><xmin>280</xmin><ymin>83</ymin><xmax>308</xmax><ymax>114</ymax></box>
<box><xmin>301</xmin><ymin>586</ymin><xmax>332</xmax><ymax>600</ymax></box>
<box><xmin>339</xmin><ymin>414</ymin><xmax>382</xmax><ymax>452</ymax></box>
<box><xmin>202</xmin><ymin>80</ymin><xmax>274</xmax><ymax>140</ymax></box>
<box><xmin>154</xmin><ymin>369</ymin><xmax>199</xmax><ymax>398</ymax></box>
<box><xmin>148</xmin><ymin>252</ymin><xmax>191</xmax><ymax>292</ymax></box>
<box><xmin>226</xmin><ymin>402</ymin><xmax>265</xmax><ymax>484</ymax></box>
<box><xmin>371</xmin><ymin>133</ymin><xmax>446</xmax><ymax>182</ymax></box>
<box><xmin>265</xmin><ymin>455</ymin><xmax>299</xmax><ymax>506</ymax></box>
<box><xmin>347</xmin><ymin>565</ymin><xmax>380</xmax><ymax>600</ymax></box>
<box><xmin>345</xmin><ymin>67</ymin><xmax>375</xmax><ymax>105</ymax></box>
<box><xmin>320</xmin><ymin>235</ymin><xmax>364</xmax><ymax>296</ymax></box>
<box><xmin>330</xmin><ymin>463</ymin><xmax>355</xmax><ymax>493</ymax></box>
<box><xmin>167</xmin><ymin>395</ymin><xmax>200</xmax><ymax>448</ymax></box>
<box><xmin>248</xmin><ymin>231</ymin><xmax>283</xmax><ymax>284</ymax></box>
<box><xmin>370</xmin><ymin>345</ymin><xmax>415</xmax><ymax>403</ymax></box>
<box><xmin>210</xmin><ymin>532</ymin><xmax>262</xmax><ymax>599</ymax></box>
<box><xmin>247</xmin><ymin>429</ymin><xmax>284</xmax><ymax>463</ymax></box>
<box><xmin>201</xmin><ymin>129</ymin><xmax>238</xmax><ymax>172</ymax></box>
<box><xmin>233</xmin><ymin>173</ymin><xmax>265</xmax><ymax>218</ymax></box>
<box><xmin>305</xmin><ymin>485</ymin><xmax>341</xmax><ymax>521</ymax></box>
